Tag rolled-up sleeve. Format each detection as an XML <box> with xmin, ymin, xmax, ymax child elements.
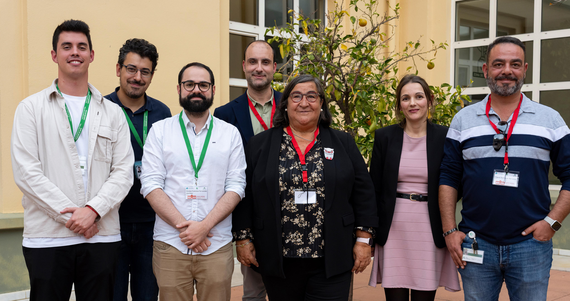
<box><xmin>224</xmin><ymin>127</ymin><xmax>246</xmax><ymax>199</ymax></box>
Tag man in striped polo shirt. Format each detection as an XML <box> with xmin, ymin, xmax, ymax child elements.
<box><xmin>439</xmin><ymin>36</ymin><xmax>570</xmax><ymax>301</ymax></box>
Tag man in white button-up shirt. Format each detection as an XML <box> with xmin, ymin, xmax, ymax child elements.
<box><xmin>11</xmin><ymin>20</ymin><xmax>134</xmax><ymax>301</ymax></box>
<box><xmin>140</xmin><ymin>62</ymin><xmax>246</xmax><ymax>301</ymax></box>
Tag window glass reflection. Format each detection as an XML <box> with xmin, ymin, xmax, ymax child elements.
<box><xmin>265</xmin><ymin>0</ymin><xmax>293</xmax><ymax>27</ymax></box>
<box><xmin>456</xmin><ymin>0</ymin><xmax>490</xmax><ymax>41</ymax></box>
<box><xmin>542</xmin><ymin>0</ymin><xmax>570</xmax><ymax>32</ymax></box>
<box><xmin>230</xmin><ymin>34</ymin><xmax>256</xmax><ymax>79</ymax></box>
<box><xmin>455</xmin><ymin>46</ymin><xmax>488</xmax><ymax>88</ymax></box>
<box><xmin>541</xmin><ymin>37</ymin><xmax>570</xmax><ymax>83</ymax></box>
<box><xmin>540</xmin><ymin>90</ymin><xmax>570</xmax><ymax>185</ymax></box>
<box><xmin>497</xmin><ymin>0</ymin><xmax>533</xmax><ymax>36</ymax></box>
<box><xmin>230</xmin><ymin>0</ymin><xmax>258</xmax><ymax>25</ymax></box>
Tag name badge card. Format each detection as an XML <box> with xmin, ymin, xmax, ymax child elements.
<box><xmin>134</xmin><ymin>161</ymin><xmax>142</xmax><ymax>179</ymax></box>
<box><xmin>79</xmin><ymin>156</ymin><xmax>87</xmax><ymax>176</ymax></box>
<box><xmin>186</xmin><ymin>186</ymin><xmax>208</xmax><ymax>200</ymax></box>
<box><xmin>462</xmin><ymin>247</ymin><xmax>484</xmax><ymax>264</ymax></box>
<box><xmin>492</xmin><ymin>170</ymin><xmax>519</xmax><ymax>188</ymax></box>
<box><xmin>295</xmin><ymin>189</ymin><xmax>317</xmax><ymax>204</ymax></box>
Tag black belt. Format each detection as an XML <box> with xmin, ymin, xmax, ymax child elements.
<box><xmin>396</xmin><ymin>193</ymin><xmax>428</xmax><ymax>202</ymax></box>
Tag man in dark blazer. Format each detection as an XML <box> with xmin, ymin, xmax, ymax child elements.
<box><xmin>214</xmin><ymin>40</ymin><xmax>282</xmax><ymax>147</ymax></box>
<box><xmin>213</xmin><ymin>40</ymin><xmax>281</xmax><ymax>301</ymax></box>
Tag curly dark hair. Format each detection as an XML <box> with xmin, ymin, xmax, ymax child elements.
<box><xmin>118</xmin><ymin>38</ymin><xmax>159</xmax><ymax>73</ymax></box>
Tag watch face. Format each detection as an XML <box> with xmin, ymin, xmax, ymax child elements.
<box><xmin>553</xmin><ymin>221</ymin><xmax>562</xmax><ymax>231</ymax></box>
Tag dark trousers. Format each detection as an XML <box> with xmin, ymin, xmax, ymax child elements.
<box><xmin>23</xmin><ymin>242</ymin><xmax>120</xmax><ymax>301</ymax></box>
<box><xmin>113</xmin><ymin>222</ymin><xmax>158</xmax><ymax>301</ymax></box>
<box><xmin>262</xmin><ymin>257</ymin><xmax>351</xmax><ymax>301</ymax></box>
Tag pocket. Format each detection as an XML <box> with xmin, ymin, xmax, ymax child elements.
<box><xmin>342</xmin><ymin>214</ymin><xmax>355</xmax><ymax>226</ymax></box>
<box><xmin>153</xmin><ymin>240</ymin><xmax>172</xmax><ymax>251</ymax></box>
<box><xmin>531</xmin><ymin>237</ymin><xmax>552</xmax><ymax>243</ymax></box>
<box><xmin>94</xmin><ymin>126</ymin><xmax>116</xmax><ymax>163</ymax></box>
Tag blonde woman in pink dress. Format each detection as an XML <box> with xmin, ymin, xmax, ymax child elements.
<box><xmin>368</xmin><ymin>75</ymin><xmax>460</xmax><ymax>300</ymax></box>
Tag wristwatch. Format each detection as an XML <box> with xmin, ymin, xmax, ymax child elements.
<box><xmin>356</xmin><ymin>237</ymin><xmax>374</xmax><ymax>246</ymax></box>
<box><xmin>544</xmin><ymin>216</ymin><xmax>562</xmax><ymax>231</ymax></box>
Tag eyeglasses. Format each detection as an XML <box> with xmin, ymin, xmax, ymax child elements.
<box><xmin>181</xmin><ymin>81</ymin><xmax>212</xmax><ymax>92</ymax></box>
<box><xmin>289</xmin><ymin>92</ymin><xmax>320</xmax><ymax>103</ymax></box>
<box><xmin>122</xmin><ymin>64</ymin><xmax>152</xmax><ymax>78</ymax></box>
<box><xmin>493</xmin><ymin>121</ymin><xmax>508</xmax><ymax>151</ymax></box>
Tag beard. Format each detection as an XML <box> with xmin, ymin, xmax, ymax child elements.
<box><xmin>179</xmin><ymin>92</ymin><xmax>213</xmax><ymax>114</ymax></box>
<box><xmin>246</xmin><ymin>72</ymin><xmax>272</xmax><ymax>91</ymax></box>
<box><xmin>486</xmin><ymin>72</ymin><xmax>524</xmax><ymax>97</ymax></box>
<box><xmin>124</xmin><ymin>79</ymin><xmax>146</xmax><ymax>99</ymax></box>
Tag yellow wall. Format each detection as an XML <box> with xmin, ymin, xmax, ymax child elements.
<box><xmin>0</xmin><ymin>0</ymin><xmax>230</xmax><ymax>213</ymax></box>
<box><xmin>0</xmin><ymin>0</ymin><xmax>451</xmax><ymax>213</ymax></box>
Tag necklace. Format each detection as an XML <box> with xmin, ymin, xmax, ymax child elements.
<box><xmin>291</xmin><ymin>128</ymin><xmax>317</xmax><ymax>142</ymax></box>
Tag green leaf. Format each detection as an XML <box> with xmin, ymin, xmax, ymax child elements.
<box><xmin>350</xmin><ymin>16</ymin><xmax>356</xmax><ymax>24</ymax></box>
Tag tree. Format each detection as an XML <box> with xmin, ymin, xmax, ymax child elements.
<box><xmin>269</xmin><ymin>0</ymin><xmax>470</xmax><ymax>162</ymax></box>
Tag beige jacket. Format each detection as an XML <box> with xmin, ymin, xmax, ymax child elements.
<box><xmin>11</xmin><ymin>80</ymin><xmax>134</xmax><ymax>238</ymax></box>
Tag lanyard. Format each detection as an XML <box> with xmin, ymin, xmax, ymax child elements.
<box><xmin>485</xmin><ymin>94</ymin><xmax>522</xmax><ymax>171</ymax></box>
<box><xmin>247</xmin><ymin>95</ymin><xmax>276</xmax><ymax>131</ymax></box>
<box><xmin>56</xmin><ymin>84</ymin><xmax>91</xmax><ymax>142</ymax></box>
<box><xmin>179</xmin><ymin>111</ymin><xmax>214</xmax><ymax>184</ymax></box>
<box><xmin>286</xmin><ymin>126</ymin><xmax>320</xmax><ymax>183</ymax></box>
<box><xmin>122</xmin><ymin>108</ymin><xmax>148</xmax><ymax>149</ymax></box>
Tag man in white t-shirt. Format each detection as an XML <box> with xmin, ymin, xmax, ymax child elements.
<box><xmin>11</xmin><ymin>19</ymin><xmax>134</xmax><ymax>301</ymax></box>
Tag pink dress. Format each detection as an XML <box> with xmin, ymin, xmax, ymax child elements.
<box><xmin>368</xmin><ymin>132</ymin><xmax>460</xmax><ymax>292</ymax></box>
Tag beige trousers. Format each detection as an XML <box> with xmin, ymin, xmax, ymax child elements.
<box><xmin>153</xmin><ymin>241</ymin><xmax>234</xmax><ymax>301</ymax></box>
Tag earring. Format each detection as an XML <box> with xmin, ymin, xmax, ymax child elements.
<box><xmin>285</xmin><ymin>108</ymin><xmax>287</xmax><ymax>111</ymax></box>
<box><xmin>320</xmin><ymin>108</ymin><xmax>323</xmax><ymax>111</ymax></box>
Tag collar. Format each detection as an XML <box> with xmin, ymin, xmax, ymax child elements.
<box><xmin>181</xmin><ymin>110</ymin><xmax>213</xmax><ymax>135</ymax></box>
<box><xmin>476</xmin><ymin>93</ymin><xmax>535</xmax><ymax>119</ymax></box>
<box><xmin>246</xmin><ymin>89</ymin><xmax>274</xmax><ymax>106</ymax></box>
<box><xmin>50</xmin><ymin>79</ymin><xmax>102</xmax><ymax>103</ymax></box>
<box><xmin>109</xmin><ymin>86</ymin><xmax>153</xmax><ymax>113</ymax></box>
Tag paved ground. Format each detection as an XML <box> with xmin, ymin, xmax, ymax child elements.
<box><xmin>224</xmin><ymin>253</ymin><xmax>570</xmax><ymax>301</ymax></box>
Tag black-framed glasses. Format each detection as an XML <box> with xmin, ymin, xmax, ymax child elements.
<box><xmin>122</xmin><ymin>64</ymin><xmax>152</xmax><ymax>78</ymax></box>
<box><xmin>289</xmin><ymin>92</ymin><xmax>320</xmax><ymax>103</ymax></box>
<box><xmin>181</xmin><ymin>81</ymin><xmax>212</xmax><ymax>92</ymax></box>
<box><xmin>493</xmin><ymin>121</ymin><xmax>509</xmax><ymax>151</ymax></box>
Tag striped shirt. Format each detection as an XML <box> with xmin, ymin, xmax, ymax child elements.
<box><xmin>439</xmin><ymin>94</ymin><xmax>570</xmax><ymax>245</ymax></box>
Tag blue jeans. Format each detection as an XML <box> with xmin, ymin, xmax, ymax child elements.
<box><xmin>113</xmin><ymin>222</ymin><xmax>158</xmax><ymax>301</ymax></box>
<box><xmin>459</xmin><ymin>235</ymin><xmax>552</xmax><ymax>301</ymax></box>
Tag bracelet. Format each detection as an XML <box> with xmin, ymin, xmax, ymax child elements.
<box><xmin>443</xmin><ymin>227</ymin><xmax>458</xmax><ymax>237</ymax></box>
<box><xmin>236</xmin><ymin>239</ymin><xmax>252</xmax><ymax>248</ymax></box>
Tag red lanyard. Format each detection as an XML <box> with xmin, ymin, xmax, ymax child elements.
<box><xmin>485</xmin><ymin>94</ymin><xmax>522</xmax><ymax>168</ymax></box>
<box><xmin>247</xmin><ymin>95</ymin><xmax>276</xmax><ymax>131</ymax></box>
<box><xmin>286</xmin><ymin>126</ymin><xmax>320</xmax><ymax>183</ymax></box>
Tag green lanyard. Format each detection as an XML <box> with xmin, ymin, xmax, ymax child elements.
<box><xmin>122</xmin><ymin>108</ymin><xmax>148</xmax><ymax>149</ymax></box>
<box><xmin>179</xmin><ymin>111</ymin><xmax>214</xmax><ymax>184</ymax></box>
<box><xmin>56</xmin><ymin>84</ymin><xmax>91</xmax><ymax>142</ymax></box>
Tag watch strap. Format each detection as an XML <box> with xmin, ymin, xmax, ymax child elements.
<box><xmin>356</xmin><ymin>237</ymin><xmax>373</xmax><ymax>246</ymax></box>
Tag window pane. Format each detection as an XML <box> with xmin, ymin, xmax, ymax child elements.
<box><xmin>465</xmin><ymin>94</ymin><xmax>487</xmax><ymax>106</ymax></box>
<box><xmin>541</xmin><ymin>37</ymin><xmax>570</xmax><ymax>83</ymax></box>
<box><xmin>230</xmin><ymin>0</ymin><xmax>258</xmax><ymax>25</ymax></box>
<box><xmin>523</xmin><ymin>41</ymin><xmax>533</xmax><ymax>85</ymax></box>
<box><xmin>230</xmin><ymin>86</ymin><xmax>248</xmax><ymax>101</ymax></box>
<box><xmin>542</xmin><ymin>0</ymin><xmax>570</xmax><ymax>32</ymax></box>
<box><xmin>539</xmin><ymin>89</ymin><xmax>570</xmax><ymax>185</ymax></box>
<box><xmin>456</xmin><ymin>0</ymin><xmax>490</xmax><ymax>41</ymax></box>
<box><xmin>266</xmin><ymin>36</ymin><xmax>293</xmax><ymax>78</ymax></box>
<box><xmin>297</xmin><ymin>0</ymin><xmax>326</xmax><ymax>33</ymax></box>
<box><xmin>497</xmin><ymin>0</ymin><xmax>533</xmax><ymax>36</ymax></box>
<box><xmin>265</xmin><ymin>0</ymin><xmax>293</xmax><ymax>27</ymax></box>
<box><xmin>523</xmin><ymin>91</ymin><xmax>532</xmax><ymax>99</ymax></box>
<box><xmin>230</xmin><ymin>34</ymin><xmax>256</xmax><ymax>79</ymax></box>
<box><xmin>455</xmin><ymin>46</ymin><xmax>488</xmax><ymax>88</ymax></box>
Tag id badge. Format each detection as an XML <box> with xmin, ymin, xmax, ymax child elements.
<box><xmin>294</xmin><ymin>189</ymin><xmax>317</xmax><ymax>204</ymax></box>
<box><xmin>186</xmin><ymin>186</ymin><xmax>208</xmax><ymax>200</ymax></box>
<box><xmin>462</xmin><ymin>247</ymin><xmax>484</xmax><ymax>264</ymax></box>
<box><xmin>492</xmin><ymin>169</ymin><xmax>519</xmax><ymax>187</ymax></box>
<box><xmin>79</xmin><ymin>156</ymin><xmax>87</xmax><ymax>176</ymax></box>
<box><xmin>134</xmin><ymin>161</ymin><xmax>142</xmax><ymax>179</ymax></box>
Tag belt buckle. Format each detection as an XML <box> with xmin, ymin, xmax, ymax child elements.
<box><xmin>409</xmin><ymin>193</ymin><xmax>417</xmax><ymax>201</ymax></box>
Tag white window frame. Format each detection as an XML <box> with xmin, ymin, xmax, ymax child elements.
<box><xmin>229</xmin><ymin>0</ymin><xmax>326</xmax><ymax>90</ymax></box>
<box><xmin>450</xmin><ymin>0</ymin><xmax>570</xmax><ymax>191</ymax></box>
